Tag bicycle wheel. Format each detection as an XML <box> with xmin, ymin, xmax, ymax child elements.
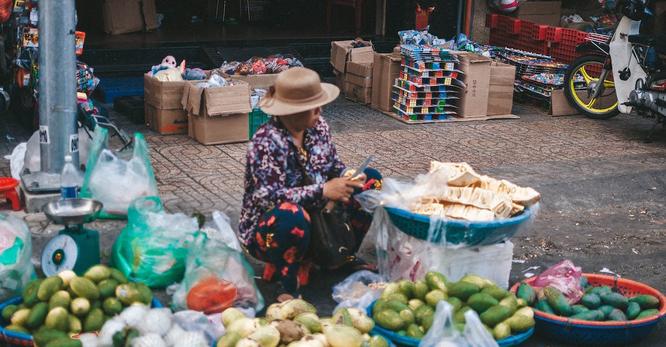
<box><xmin>564</xmin><ymin>55</ymin><xmax>619</xmax><ymax>119</ymax></box>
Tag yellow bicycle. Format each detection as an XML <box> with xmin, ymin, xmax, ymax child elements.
<box><xmin>564</xmin><ymin>55</ymin><xmax>619</xmax><ymax>119</ymax></box>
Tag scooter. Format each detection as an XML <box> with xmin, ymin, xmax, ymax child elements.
<box><xmin>563</xmin><ymin>0</ymin><xmax>666</xmax><ymax>135</ymax></box>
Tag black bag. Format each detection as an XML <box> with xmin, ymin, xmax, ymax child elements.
<box><xmin>297</xmin><ymin>160</ymin><xmax>358</xmax><ymax>269</ymax></box>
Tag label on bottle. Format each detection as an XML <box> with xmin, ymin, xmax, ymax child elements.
<box><xmin>61</xmin><ymin>186</ymin><xmax>77</xmax><ymax>199</ymax></box>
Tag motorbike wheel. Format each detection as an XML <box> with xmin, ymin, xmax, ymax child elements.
<box><xmin>564</xmin><ymin>55</ymin><xmax>619</xmax><ymax>119</ymax></box>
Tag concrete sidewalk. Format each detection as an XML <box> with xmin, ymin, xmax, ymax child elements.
<box><xmin>2</xmin><ymin>99</ymin><xmax>665</xmax><ymax>345</ymax></box>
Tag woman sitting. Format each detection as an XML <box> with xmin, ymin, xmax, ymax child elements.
<box><xmin>239</xmin><ymin>67</ymin><xmax>381</xmax><ymax>298</ymax></box>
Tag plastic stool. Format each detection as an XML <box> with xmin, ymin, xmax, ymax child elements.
<box><xmin>0</xmin><ymin>177</ymin><xmax>20</xmax><ymax>211</ymax></box>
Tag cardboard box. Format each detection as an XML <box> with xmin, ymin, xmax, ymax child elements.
<box><xmin>233</xmin><ymin>74</ymin><xmax>279</xmax><ymax>89</ymax></box>
<box><xmin>145</xmin><ymin>104</ymin><xmax>188</xmax><ymax>135</ymax></box>
<box><xmin>517</xmin><ymin>1</ymin><xmax>562</xmax><ymax>26</ymax></box>
<box><xmin>550</xmin><ymin>89</ymin><xmax>579</xmax><ymax>116</ymax></box>
<box><xmin>346</xmin><ymin>61</ymin><xmax>373</xmax><ymax>78</ymax></box>
<box><xmin>144</xmin><ymin>74</ymin><xmax>187</xmax><ymax>110</ymax></box>
<box><xmin>182</xmin><ymin>80</ymin><xmax>252</xmax><ymax>145</ymax></box>
<box><xmin>345</xmin><ymin>73</ymin><xmax>373</xmax><ymax>88</ymax></box>
<box><xmin>371</xmin><ymin>53</ymin><xmax>402</xmax><ymax>112</ymax></box>
<box><xmin>487</xmin><ymin>62</ymin><xmax>516</xmax><ymax>116</ymax></box>
<box><xmin>188</xmin><ymin>112</ymin><xmax>249</xmax><ymax>145</ymax></box>
<box><xmin>333</xmin><ymin>70</ymin><xmax>345</xmax><ymax>89</ymax></box>
<box><xmin>103</xmin><ymin>0</ymin><xmax>144</xmax><ymax>35</ymax></box>
<box><xmin>457</xmin><ymin>52</ymin><xmax>492</xmax><ymax>118</ymax></box>
<box><xmin>330</xmin><ymin>40</ymin><xmax>374</xmax><ymax>73</ymax></box>
<box><xmin>142</xmin><ymin>0</ymin><xmax>158</xmax><ymax>31</ymax></box>
<box><xmin>344</xmin><ymin>82</ymin><xmax>372</xmax><ymax>104</ymax></box>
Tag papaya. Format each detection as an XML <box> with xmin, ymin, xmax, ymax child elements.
<box><xmin>22</xmin><ymin>280</ymin><xmax>42</xmax><ymax>307</ymax></box>
<box><xmin>48</xmin><ymin>290</ymin><xmax>72</xmax><ymax>311</ymax></box>
<box><xmin>498</xmin><ymin>296</ymin><xmax>518</xmax><ymax>315</ymax></box>
<box><xmin>516</xmin><ymin>283</ymin><xmax>537</xmax><ymax>306</ymax></box>
<box><xmin>26</xmin><ymin>302</ymin><xmax>49</xmax><ymax>329</ymax></box>
<box><xmin>635</xmin><ymin>309</ymin><xmax>660</xmax><ymax>320</ymax></box>
<box><xmin>70</xmin><ymin>277</ymin><xmax>100</xmax><ymax>301</ymax></box>
<box><xmin>385</xmin><ymin>300</ymin><xmax>409</xmax><ymax>313</ymax></box>
<box><xmin>535</xmin><ymin>299</ymin><xmax>555</xmax><ymax>314</ymax></box>
<box><xmin>399</xmin><ymin>309</ymin><xmax>415</xmax><ymax>326</ymax></box>
<box><xmin>492</xmin><ymin>322</ymin><xmax>511</xmax><ymax>340</ymax></box>
<box><xmin>446</xmin><ymin>297</ymin><xmax>463</xmax><ymax>312</ymax></box>
<box><xmin>413</xmin><ymin>280</ymin><xmax>429</xmax><ymax>301</ymax></box>
<box><xmin>33</xmin><ymin>327</ymin><xmax>69</xmax><ymax>346</ymax></box>
<box><xmin>467</xmin><ymin>293</ymin><xmax>499</xmax><ymax>313</ymax></box>
<box><xmin>580</xmin><ymin>293</ymin><xmax>601</xmax><ymax>309</ymax></box>
<box><xmin>83</xmin><ymin>308</ymin><xmax>104</xmax><ymax>332</ymax></box>
<box><xmin>453</xmin><ymin>306</ymin><xmax>471</xmax><ymax>324</ymax></box>
<box><xmin>2</xmin><ymin>304</ymin><xmax>18</xmax><ymax>321</ymax></box>
<box><xmin>586</xmin><ymin>286</ymin><xmax>612</xmax><ymax>296</ymax></box>
<box><xmin>607</xmin><ymin>308</ymin><xmax>627</xmax><ymax>321</ymax></box>
<box><xmin>373</xmin><ymin>299</ymin><xmax>388</xmax><ymax>316</ymax></box>
<box><xmin>10</xmin><ymin>308</ymin><xmax>30</xmax><ymax>326</ymax></box>
<box><xmin>415</xmin><ymin>305</ymin><xmax>435</xmax><ymax>325</ymax></box>
<box><xmin>482</xmin><ymin>286</ymin><xmax>509</xmax><ymax>301</ymax></box>
<box><xmin>570</xmin><ymin>310</ymin><xmax>604</xmax><ymax>321</ymax></box>
<box><xmin>425</xmin><ymin>290</ymin><xmax>447</xmax><ymax>307</ymax></box>
<box><xmin>37</xmin><ymin>277</ymin><xmax>63</xmax><ymax>301</ymax></box>
<box><xmin>5</xmin><ymin>324</ymin><xmax>29</xmax><ymax>334</ymax></box>
<box><xmin>408</xmin><ymin>299</ymin><xmax>425</xmax><ymax>312</ymax></box>
<box><xmin>630</xmin><ymin>295</ymin><xmax>660</xmax><ymax>310</ymax></box>
<box><xmin>102</xmin><ymin>297</ymin><xmax>123</xmax><ymax>316</ymax></box>
<box><xmin>544</xmin><ymin>287</ymin><xmax>573</xmax><ymax>316</ymax></box>
<box><xmin>480</xmin><ymin>305</ymin><xmax>512</xmax><ymax>327</ymax></box>
<box><xmin>598</xmin><ymin>305</ymin><xmax>615</xmax><ymax>318</ymax></box>
<box><xmin>600</xmin><ymin>292</ymin><xmax>629</xmax><ymax>311</ymax></box>
<box><xmin>69</xmin><ymin>315</ymin><xmax>82</xmax><ymax>334</ymax></box>
<box><xmin>84</xmin><ymin>265</ymin><xmax>111</xmax><ymax>283</ymax></box>
<box><xmin>516</xmin><ymin>298</ymin><xmax>528</xmax><ymax>308</ymax></box>
<box><xmin>44</xmin><ymin>337</ymin><xmax>82</xmax><ymax>347</ymax></box>
<box><xmin>425</xmin><ymin>272</ymin><xmax>448</xmax><ymax>293</ymax></box>
<box><xmin>45</xmin><ymin>307</ymin><xmax>69</xmax><ymax>332</ymax></box>
<box><xmin>448</xmin><ymin>282</ymin><xmax>481</xmax><ymax>301</ymax></box>
<box><xmin>98</xmin><ymin>279</ymin><xmax>119</xmax><ymax>299</ymax></box>
<box><xmin>70</xmin><ymin>298</ymin><xmax>91</xmax><ymax>317</ymax></box>
<box><xmin>626</xmin><ymin>302</ymin><xmax>641</xmax><ymax>320</ymax></box>
<box><xmin>385</xmin><ymin>293</ymin><xmax>409</xmax><ymax>305</ymax></box>
<box><xmin>571</xmin><ymin>305</ymin><xmax>589</xmax><ymax>315</ymax></box>
<box><xmin>398</xmin><ymin>280</ymin><xmax>416</xmax><ymax>298</ymax></box>
<box><xmin>134</xmin><ymin>282</ymin><xmax>153</xmax><ymax>305</ymax></box>
<box><xmin>460</xmin><ymin>274</ymin><xmax>492</xmax><ymax>289</ymax></box>
<box><xmin>109</xmin><ymin>268</ymin><xmax>129</xmax><ymax>284</ymax></box>
<box><xmin>375</xmin><ymin>310</ymin><xmax>405</xmax><ymax>331</ymax></box>
<box><xmin>406</xmin><ymin>323</ymin><xmax>424</xmax><ymax>338</ymax></box>
<box><xmin>506</xmin><ymin>314</ymin><xmax>535</xmax><ymax>332</ymax></box>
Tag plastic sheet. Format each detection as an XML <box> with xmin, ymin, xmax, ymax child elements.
<box><xmin>0</xmin><ymin>213</ymin><xmax>36</xmax><ymax>301</ymax></box>
<box><xmin>531</xmin><ymin>260</ymin><xmax>584</xmax><ymax>304</ymax></box>
<box><xmin>332</xmin><ymin>270</ymin><xmax>386</xmax><ymax>312</ymax></box>
<box><xmin>81</xmin><ymin>127</ymin><xmax>158</xmax><ymax>218</ymax></box>
<box><xmin>112</xmin><ymin>196</ymin><xmax>199</xmax><ymax>288</ymax></box>
<box><xmin>171</xmin><ymin>225</ymin><xmax>264</xmax><ymax>313</ymax></box>
<box><xmin>420</xmin><ymin>301</ymin><xmax>498</xmax><ymax>347</ymax></box>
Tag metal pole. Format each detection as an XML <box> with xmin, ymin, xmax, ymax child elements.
<box><xmin>457</xmin><ymin>0</ymin><xmax>464</xmax><ymax>36</ymax></box>
<box><xmin>38</xmin><ymin>0</ymin><xmax>78</xmax><ymax>173</ymax></box>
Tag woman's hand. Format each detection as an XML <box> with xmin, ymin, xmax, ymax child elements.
<box><xmin>323</xmin><ymin>178</ymin><xmax>364</xmax><ymax>203</ymax></box>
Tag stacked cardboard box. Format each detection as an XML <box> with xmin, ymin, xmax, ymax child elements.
<box><xmin>143</xmin><ymin>74</ymin><xmax>188</xmax><ymax>135</ymax></box>
<box><xmin>103</xmin><ymin>0</ymin><xmax>158</xmax><ymax>35</ymax></box>
<box><xmin>181</xmin><ymin>80</ymin><xmax>251</xmax><ymax>145</ymax></box>
<box><xmin>517</xmin><ymin>1</ymin><xmax>561</xmax><ymax>26</ymax></box>
<box><xmin>344</xmin><ymin>61</ymin><xmax>373</xmax><ymax>104</ymax></box>
<box><xmin>456</xmin><ymin>52</ymin><xmax>492</xmax><ymax>118</ymax></box>
<box><xmin>371</xmin><ymin>52</ymin><xmax>402</xmax><ymax>113</ymax></box>
<box><xmin>487</xmin><ymin>61</ymin><xmax>516</xmax><ymax>116</ymax></box>
<box><xmin>330</xmin><ymin>40</ymin><xmax>374</xmax><ymax>90</ymax></box>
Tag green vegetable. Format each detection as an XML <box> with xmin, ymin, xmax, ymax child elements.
<box><xmin>381</xmin><ymin>283</ymin><xmax>400</xmax><ymax>299</ymax></box>
<box><xmin>607</xmin><ymin>308</ymin><xmax>627</xmax><ymax>321</ymax></box>
<box><xmin>109</xmin><ymin>268</ymin><xmax>129</xmax><ymax>284</ymax></box>
<box><xmin>385</xmin><ymin>300</ymin><xmax>408</xmax><ymax>313</ymax></box>
<box><xmin>413</xmin><ymin>280</ymin><xmax>429</xmax><ymax>301</ymax></box>
<box><xmin>2</xmin><ymin>304</ymin><xmax>18</xmax><ymax>321</ymax></box>
<box><xmin>425</xmin><ymin>290</ymin><xmax>447</xmax><ymax>307</ymax></box>
<box><xmin>498</xmin><ymin>296</ymin><xmax>518</xmax><ymax>315</ymax></box>
<box><xmin>70</xmin><ymin>298</ymin><xmax>91</xmax><ymax>317</ymax></box>
<box><xmin>70</xmin><ymin>277</ymin><xmax>100</xmax><ymax>301</ymax></box>
<box><xmin>10</xmin><ymin>308</ymin><xmax>30</xmax><ymax>326</ymax></box>
<box><xmin>448</xmin><ymin>282</ymin><xmax>481</xmax><ymax>301</ymax></box>
<box><xmin>83</xmin><ymin>308</ymin><xmax>104</xmax><ymax>332</ymax></box>
<box><xmin>103</xmin><ymin>297</ymin><xmax>123</xmax><ymax>316</ymax></box>
<box><xmin>480</xmin><ymin>305</ymin><xmax>512</xmax><ymax>327</ymax></box>
<box><xmin>544</xmin><ymin>287</ymin><xmax>573</xmax><ymax>316</ymax></box>
<box><xmin>425</xmin><ymin>272</ymin><xmax>448</xmax><ymax>292</ymax></box>
<box><xmin>33</xmin><ymin>327</ymin><xmax>69</xmax><ymax>346</ymax></box>
<box><xmin>516</xmin><ymin>283</ymin><xmax>537</xmax><ymax>306</ymax></box>
<box><xmin>373</xmin><ymin>299</ymin><xmax>388</xmax><ymax>316</ymax></box>
<box><xmin>398</xmin><ymin>280</ymin><xmax>416</xmax><ymax>298</ymax></box>
<box><xmin>506</xmin><ymin>314</ymin><xmax>535</xmax><ymax>332</ymax></box>
<box><xmin>598</xmin><ymin>305</ymin><xmax>615</xmax><ymax>318</ymax></box>
<box><xmin>626</xmin><ymin>302</ymin><xmax>641</xmax><ymax>320</ymax></box>
<box><xmin>415</xmin><ymin>305</ymin><xmax>435</xmax><ymax>326</ymax></box>
<box><xmin>38</xmin><ymin>277</ymin><xmax>63</xmax><ymax>302</ymax></box>
<box><xmin>492</xmin><ymin>322</ymin><xmax>511</xmax><ymax>340</ymax></box>
<box><xmin>84</xmin><ymin>265</ymin><xmax>111</xmax><ymax>283</ymax></box>
<box><xmin>406</xmin><ymin>323</ymin><xmax>425</xmax><ymax>338</ymax></box>
<box><xmin>630</xmin><ymin>295</ymin><xmax>660</xmax><ymax>310</ymax></box>
<box><xmin>453</xmin><ymin>306</ymin><xmax>471</xmax><ymax>324</ymax></box>
<box><xmin>385</xmin><ymin>293</ymin><xmax>408</xmax><ymax>305</ymax></box>
<box><xmin>408</xmin><ymin>299</ymin><xmax>425</xmax><ymax>312</ymax></box>
<box><xmin>134</xmin><ymin>282</ymin><xmax>153</xmax><ymax>305</ymax></box>
<box><xmin>600</xmin><ymin>292</ymin><xmax>629</xmax><ymax>310</ymax></box>
<box><xmin>467</xmin><ymin>293</ymin><xmax>499</xmax><ymax>313</ymax></box>
<box><xmin>460</xmin><ymin>274</ymin><xmax>491</xmax><ymax>289</ymax></box>
<box><xmin>368</xmin><ymin>335</ymin><xmax>390</xmax><ymax>347</ymax></box>
<box><xmin>45</xmin><ymin>307</ymin><xmax>69</xmax><ymax>332</ymax></box>
<box><xmin>98</xmin><ymin>279</ymin><xmax>119</xmax><ymax>299</ymax></box>
<box><xmin>399</xmin><ymin>309</ymin><xmax>415</xmax><ymax>326</ymax></box>
<box><xmin>22</xmin><ymin>280</ymin><xmax>42</xmax><ymax>307</ymax></box>
<box><xmin>586</xmin><ymin>286</ymin><xmax>612</xmax><ymax>296</ymax></box>
<box><xmin>535</xmin><ymin>299</ymin><xmax>555</xmax><ymax>314</ymax></box>
<box><xmin>26</xmin><ymin>302</ymin><xmax>49</xmax><ymax>329</ymax></box>
<box><xmin>571</xmin><ymin>305</ymin><xmax>589</xmax><ymax>315</ymax></box>
<box><xmin>636</xmin><ymin>309</ymin><xmax>660</xmax><ymax>320</ymax></box>
<box><xmin>570</xmin><ymin>310</ymin><xmax>604</xmax><ymax>321</ymax></box>
<box><xmin>48</xmin><ymin>291</ymin><xmax>72</xmax><ymax>311</ymax></box>
<box><xmin>481</xmin><ymin>286</ymin><xmax>509</xmax><ymax>301</ymax></box>
<box><xmin>374</xmin><ymin>310</ymin><xmax>405</xmax><ymax>331</ymax></box>
<box><xmin>580</xmin><ymin>293</ymin><xmax>602</xmax><ymax>309</ymax></box>
<box><xmin>445</xmin><ymin>297</ymin><xmax>463</xmax><ymax>312</ymax></box>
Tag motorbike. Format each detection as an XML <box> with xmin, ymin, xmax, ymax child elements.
<box><xmin>564</xmin><ymin>0</ymin><xmax>666</xmax><ymax>137</ymax></box>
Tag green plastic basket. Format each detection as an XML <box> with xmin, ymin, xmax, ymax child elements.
<box><xmin>249</xmin><ymin>108</ymin><xmax>271</xmax><ymax>138</ymax></box>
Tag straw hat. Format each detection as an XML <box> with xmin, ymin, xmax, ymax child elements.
<box><xmin>260</xmin><ymin>67</ymin><xmax>340</xmax><ymax>116</ymax></box>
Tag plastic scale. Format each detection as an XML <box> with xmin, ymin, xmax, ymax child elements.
<box><xmin>41</xmin><ymin>198</ymin><xmax>103</xmax><ymax>276</ymax></box>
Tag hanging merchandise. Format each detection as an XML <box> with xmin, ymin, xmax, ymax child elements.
<box><xmin>112</xmin><ymin>196</ymin><xmax>199</xmax><ymax>288</ymax></box>
<box><xmin>171</xmin><ymin>224</ymin><xmax>265</xmax><ymax>314</ymax></box>
<box><xmin>0</xmin><ymin>213</ymin><xmax>36</xmax><ymax>301</ymax></box>
<box><xmin>217</xmin><ymin>55</ymin><xmax>304</xmax><ymax>76</ymax></box>
<box><xmin>80</xmin><ymin>128</ymin><xmax>159</xmax><ymax>218</ymax></box>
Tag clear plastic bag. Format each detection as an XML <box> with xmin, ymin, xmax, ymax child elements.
<box><xmin>532</xmin><ymin>260</ymin><xmax>584</xmax><ymax>304</ymax></box>
<box><xmin>81</xmin><ymin>127</ymin><xmax>158</xmax><ymax>218</ymax></box>
<box><xmin>420</xmin><ymin>301</ymin><xmax>498</xmax><ymax>347</ymax></box>
<box><xmin>171</xmin><ymin>231</ymin><xmax>264</xmax><ymax>314</ymax></box>
<box><xmin>173</xmin><ymin>310</ymin><xmax>226</xmax><ymax>345</ymax></box>
<box><xmin>332</xmin><ymin>270</ymin><xmax>386</xmax><ymax>312</ymax></box>
<box><xmin>4</xmin><ymin>142</ymin><xmax>26</xmax><ymax>179</ymax></box>
<box><xmin>112</xmin><ymin>196</ymin><xmax>199</xmax><ymax>288</ymax></box>
<box><xmin>0</xmin><ymin>213</ymin><xmax>36</xmax><ymax>301</ymax></box>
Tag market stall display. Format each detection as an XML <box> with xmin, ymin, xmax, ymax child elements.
<box><xmin>510</xmin><ymin>270</ymin><xmax>666</xmax><ymax>345</ymax></box>
<box><xmin>367</xmin><ymin>271</ymin><xmax>535</xmax><ymax>346</ymax></box>
<box><xmin>0</xmin><ymin>265</ymin><xmax>157</xmax><ymax>346</ymax></box>
<box><xmin>216</xmin><ymin>299</ymin><xmax>391</xmax><ymax>347</ymax></box>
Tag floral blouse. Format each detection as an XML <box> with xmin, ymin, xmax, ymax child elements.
<box><xmin>239</xmin><ymin>117</ymin><xmax>346</xmax><ymax>245</ymax></box>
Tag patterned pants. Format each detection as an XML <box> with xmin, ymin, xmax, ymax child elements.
<box><xmin>247</xmin><ymin>168</ymin><xmax>382</xmax><ymax>294</ymax></box>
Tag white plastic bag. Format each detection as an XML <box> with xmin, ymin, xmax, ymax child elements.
<box><xmin>173</xmin><ymin>310</ymin><xmax>226</xmax><ymax>345</ymax></box>
<box><xmin>0</xmin><ymin>213</ymin><xmax>36</xmax><ymax>301</ymax></box>
<box><xmin>4</xmin><ymin>142</ymin><xmax>26</xmax><ymax>179</ymax></box>
<box><xmin>332</xmin><ymin>270</ymin><xmax>386</xmax><ymax>312</ymax></box>
<box><xmin>210</xmin><ymin>210</ymin><xmax>242</xmax><ymax>252</ymax></box>
<box><xmin>420</xmin><ymin>301</ymin><xmax>498</xmax><ymax>347</ymax></box>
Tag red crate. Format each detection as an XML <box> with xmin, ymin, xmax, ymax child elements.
<box><xmin>560</xmin><ymin>28</ymin><xmax>589</xmax><ymax>46</ymax></box>
<box><xmin>497</xmin><ymin>15</ymin><xmax>521</xmax><ymax>34</ymax></box>
<box><xmin>545</xmin><ymin>26</ymin><xmax>562</xmax><ymax>42</ymax></box>
<box><xmin>521</xmin><ymin>21</ymin><xmax>548</xmax><ymax>41</ymax></box>
<box><xmin>549</xmin><ymin>42</ymin><xmax>579</xmax><ymax>64</ymax></box>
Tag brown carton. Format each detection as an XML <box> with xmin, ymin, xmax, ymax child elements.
<box><xmin>142</xmin><ymin>0</ymin><xmax>159</xmax><ymax>31</ymax></box>
<box><xmin>550</xmin><ymin>89</ymin><xmax>579</xmax><ymax>116</ymax></box>
<box><xmin>344</xmin><ymin>82</ymin><xmax>372</xmax><ymax>104</ymax></box>
<box><xmin>345</xmin><ymin>73</ymin><xmax>373</xmax><ymax>88</ymax></box>
<box><xmin>487</xmin><ymin>62</ymin><xmax>516</xmax><ymax>116</ymax></box>
<box><xmin>517</xmin><ymin>1</ymin><xmax>562</xmax><ymax>26</ymax></box>
<box><xmin>330</xmin><ymin>40</ymin><xmax>374</xmax><ymax>73</ymax></box>
<box><xmin>144</xmin><ymin>74</ymin><xmax>188</xmax><ymax>110</ymax></box>
<box><xmin>346</xmin><ymin>61</ymin><xmax>373</xmax><ymax>77</ymax></box>
<box><xmin>181</xmin><ymin>80</ymin><xmax>252</xmax><ymax>145</ymax></box>
<box><xmin>371</xmin><ymin>53</ymin><xmax>401</xmax><ymax>112</ymax></box>
<box><xmin>103</xmin><ymin>0</ymin><xmax>144</xmax><ymax>35</ymax></box>
<box><xmin>145</xmin><ymin>104</ymin><xmax>188</xmax><ymax>135</ymax></box>
<box><xmin>457</xmin><ymin>52</ymin><xmax>492</xmax><ymax>118</ymax></box>
<box><xmin>233</xmin><ymin>74</ymin><xmax>279</xmax><ymax>89</ymax></box>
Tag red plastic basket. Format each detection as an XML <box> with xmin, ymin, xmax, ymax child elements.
<box><xmin>521</xmin><ymin>21</ymin><xmax>548</xmax><ymax>41</ymax></box>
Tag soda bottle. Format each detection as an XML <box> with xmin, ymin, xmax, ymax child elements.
<box><xmin>60</xmin><ymin>155</ymin><xmax>79</xmax><ymax>199</ymax></box>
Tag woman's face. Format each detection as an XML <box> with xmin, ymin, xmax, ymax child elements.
<box><xmin>285</xmin><ymin>107</ymin><xmax>321</xmax><ymax>131</ymax></box>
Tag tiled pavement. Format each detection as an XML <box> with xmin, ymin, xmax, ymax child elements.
<box><xmin>2</xmin><ymin>99</ymin><xmax>666</xmax><ymax>345</ymax></box>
